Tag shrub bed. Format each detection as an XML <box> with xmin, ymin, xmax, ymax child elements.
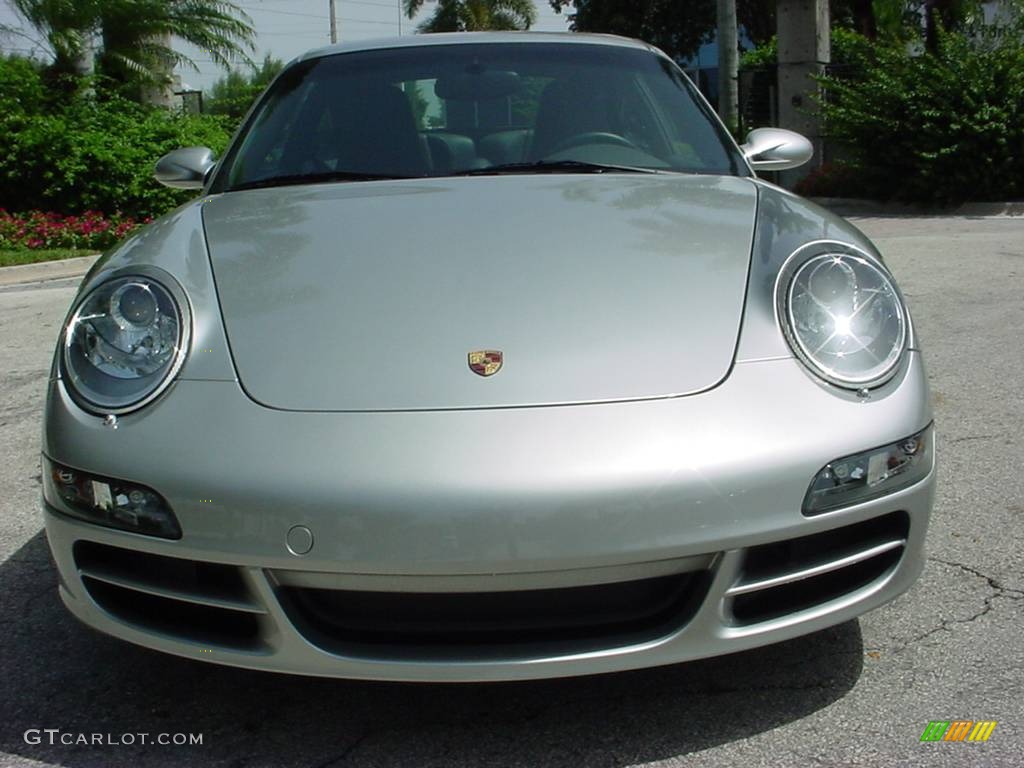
<box><xmin>0</xmin><ymin>209</ymin><xmax>147</xmax><ymax>251</ymax></box>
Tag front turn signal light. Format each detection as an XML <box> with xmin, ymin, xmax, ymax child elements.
<box><xmin>803</xmin><ymin>425</ymin><xmax>933</xmax><ymax>516</ymax></box>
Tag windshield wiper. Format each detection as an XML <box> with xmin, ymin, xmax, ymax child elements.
<box><xmin>230</xmin><ymin>170</ymin><xmax>415</xmax><ymax>192</ymax></box>
<box><xmin>454</xmin><ymin>160</ymin><xmax>663</xmax><ymax>176</ymax></box>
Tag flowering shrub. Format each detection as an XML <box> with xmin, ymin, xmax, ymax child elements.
<box><xmin>0</xmin><ymin>209</ymin><xmax>147</xmax><ymax>251</ymax></box>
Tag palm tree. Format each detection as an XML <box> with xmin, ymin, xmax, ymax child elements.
<box><xmin>404</xmin><ymin>0</ymin><xmax>538</xmax><ymax>33</ymax></box>
<box><xmin>98</xmin><ymin>0</ymin><xmax>254</xmax><ymax>84</ymax></box>
<box><xmin>716</xmin><ymin>0</ymin><xmax>738</xmax><ymax>133</ymax></box>
<box><xmin>9</xmin><ymin>0</ymin><xmax>101</xmax><ymax>77</ymax></box>
<box><xmin>11</xmin><ymin>0</ymin><xmax>254</xmax><ymax>86</ymax></box>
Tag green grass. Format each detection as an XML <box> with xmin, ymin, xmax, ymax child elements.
<box><xmin>0</xmin><ymin>248</ymin><xmax>96</xmax><ymax>267</ymax></box>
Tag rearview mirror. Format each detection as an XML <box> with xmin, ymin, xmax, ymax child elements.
<box><xmin>740</xmin><ymin>128</ymin><xmax>813</xmax><ymax>172</ymax></box>
<box><xmin>155</xmin><ymin>147</ymin><xmax>216</xmax><ymax>189</ymax></box>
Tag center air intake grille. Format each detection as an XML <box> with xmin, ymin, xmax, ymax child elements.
<box><xmin>279</xmin><ymin>571</ymin><xmax>711</xmax><ymax>660</ymax></box>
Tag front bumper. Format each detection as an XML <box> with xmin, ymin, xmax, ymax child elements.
<box><xmin>42</xmin><ymin>355</ymin><xmax>935</xmax><ymax>681</ymax></box>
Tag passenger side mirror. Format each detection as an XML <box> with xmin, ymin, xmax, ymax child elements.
<box><xmin>740</xmin><ymin>128</ymin><xmax>813</xmax><ymax>172</ymax></box>
<box><xmin>155</xmin><ymin>147</ymin><xmax>216</xmax><ymax>189</ymax></box>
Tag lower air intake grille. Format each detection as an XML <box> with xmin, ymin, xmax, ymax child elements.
<box><xmin>728</xmin><ymin>511</ymin><xmax>909</xmax><ymax>625</ymax></box>
<box><xmin>280</xmin><ymin>571</ymin><xmax>711</xmax><ymax>660</ymax></box>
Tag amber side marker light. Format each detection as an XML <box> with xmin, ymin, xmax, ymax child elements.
<box><xmin>803</xmin><ymin>425</ymin><xmax>933</xmax><ymax>516</ymax></box>
<box><xmin>43</xmin><ymin>457</ymin><xmax>182</xmax><ymax>539</ymax></box>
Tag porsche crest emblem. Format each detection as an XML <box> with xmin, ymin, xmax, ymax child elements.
<box><xmin>468</xmin><ymin>350</ymin><xmax>503</xmax><ymax>377</ymax></box>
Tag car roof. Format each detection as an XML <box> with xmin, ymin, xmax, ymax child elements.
<box><xmin>297</xmin><ymin>31</ymin><xmax>661</xmax><ymax>63</ymax></box>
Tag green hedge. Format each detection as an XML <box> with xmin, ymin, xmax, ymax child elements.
<box><xmin>816</xmin><ymin>31</ymin><xmax>1024</xmax><ymax>204</ymax></box>
<box><xmin>740</xmin><ymin>28</ymin><xmax>866</xmax><ymax>69</ymax></box>
<box><xmin>0</xmin><ymin>57</ymin><xmax>234</xmax><ymax>219</ymax></box>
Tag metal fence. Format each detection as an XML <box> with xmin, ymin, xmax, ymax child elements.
<box><xmin>738</xmin><ymin>66</ymin><xmax>777</xmax><ymax>136</ymax></box>
<box><xmin>737</xmin><ymin>63</ymin><xmax>862</xmax><ymax>136</ymax></box>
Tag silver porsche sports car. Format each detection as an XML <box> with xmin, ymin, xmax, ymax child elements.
<box><xmin>42</xmin><ymin>33</ymin><xmax>935</xmax><ymax>681</ymax></box>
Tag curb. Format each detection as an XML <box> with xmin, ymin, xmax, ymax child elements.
<box><xmin>0</xmin><ymin>254</ymin><xmax>99</xmax><ymax>287</ymax></box>
<box><xmin>811</xmin><ymin>198</ymin><xmax>1024</xmax><ymax>218</ymax></box>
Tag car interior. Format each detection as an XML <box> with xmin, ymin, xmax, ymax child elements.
<box><xmin>224</xmin><ymin>45</ymin><xmax>739</xmax><ymax>188</ymax></box>
<box><xmin>299</xmin><ymin>73</ymin><xmax>710</xmax><ymax>178</ymax></box>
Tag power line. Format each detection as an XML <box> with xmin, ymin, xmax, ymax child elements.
<box><xmin>242</xmin><ymin>0</ymin><xmax>397</xmax><ymax>7</ymax></box>
<box><xmin>239</xmin><ymin>7</ymin><xmax>329</xmax><ymax>19</ymax></box>
<box><xmin>335</xmin><ymin>16</ymin><xmax>397</xmax><ymax>25</ymax></box>
<box><xmin>341</xmin><ymin>0</ymin><xmax>403</xmax><ymax>7</ymax></box>
<box><xmin>236</xmin><ymin>2</ymin><xmax>401</xmax><ymax>19</ymax></box>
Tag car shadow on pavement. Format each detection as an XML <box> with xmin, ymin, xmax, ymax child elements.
<box><xmin>0</xmin><ymin>532</ymin><xmax>865</xmax><ymax>768</ymax></box>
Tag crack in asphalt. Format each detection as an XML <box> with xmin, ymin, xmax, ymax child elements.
<box><xmin>310</xmin><ymin>730</ymin><xmax>374</xmax><ymax>768</ymax></box>
<box><xmin>884</xmin><ymin>557</ymin><xmax>1024</xmax><ymax>652</ymax></box>
<box><xmin>19</xmin><ymin>583</ymin><xmax>54</xmax><ymax>617</ymax></box>
<box><xmin>928</xmin><ymin>556</ymin><xmax>1024</xmax><ymax>598</ymax></box>
<box><xmin>945</xmin><ymin>433</ymin><xmax>1006</xmax><ymax>444</ymax></box>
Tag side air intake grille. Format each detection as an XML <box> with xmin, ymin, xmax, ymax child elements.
<box><xmin>727</xmin><ymin>511</ymin><xmax>909</xmax><ymax>625</ymax></box>
<box><xmin>74</xmin><ymin>541</ymin><xmax>265</xmax><ymax>650</ymax></box>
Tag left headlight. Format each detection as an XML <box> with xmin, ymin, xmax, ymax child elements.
<box><xmin>61</xmin><ymin>271</ymin><xmax>190</xmax><ymax>414</ymax></box>
<box><xmin>781</xmin><ymin>250</ymin><xmax>907</xmax><ymax>388</ymax></box>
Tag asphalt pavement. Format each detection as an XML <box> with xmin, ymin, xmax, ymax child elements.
<box><xmin>0</xmin><ymin>215</ymin><xmax>1021</xmax><ymax>767</ymax></box>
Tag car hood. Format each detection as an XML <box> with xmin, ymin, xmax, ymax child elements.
<box><xmin>202</xmin><ymin>174</ymin><xmax>757</xmax><ymax>411</ymax></box>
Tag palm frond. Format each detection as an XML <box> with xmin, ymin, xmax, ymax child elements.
<box><xmin>413</xmin><ymin>0</ymin><xmax>537</xmax><ymax>32</ymax></box>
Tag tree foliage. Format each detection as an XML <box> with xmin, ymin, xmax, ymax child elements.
<box><xmin>404</xmin><ymin>0</ymin><xmax>538</xmax><ymax>32</ymax></box>
<box><xmin>548</xmin><ymin>0</ymin><xmax>780</xmax><ymax>59</ymax></box>
<box><xmin>549</xmin><ymin>0</ymin><xmax>716</xmax><ymax>60</ymax></box>
<box><xmin>207</xmin><ymin>54</ymin><xmax>284</xmax><ymax>121</ymax></box>
<box><xmin>740</xmin><ymin>27</ymin><xmax>872</xmax><ymax>68</ymax></box>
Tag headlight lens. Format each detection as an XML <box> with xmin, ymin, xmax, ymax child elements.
<box><xmin>62</xmin><ymin>274</ymin><xmax>189</xmax><ymax>413</ymax></box>
<box><xmin>783</xmin><ymin>252</ymin><xmax>907</xmax><ymax>387</ymax></box>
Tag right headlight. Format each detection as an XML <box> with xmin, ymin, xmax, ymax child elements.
<box><xmin>61</xmin><ymin>270</ymin><xmax>190</xmax><ymax>414</ymax></box>
<box><xmin>780</xmin><ymin>250</ymin><xmax>907</xmax><ymax>388</ymax></box>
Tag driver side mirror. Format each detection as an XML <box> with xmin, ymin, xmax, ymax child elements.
<box><xmin>155</xmin><ymin>147</ymin><xmax>216</xmax><ymax>189</ymax></box>
<box><xmin>740</xmin><ymin>128</ymin><xmax>813</xmax><ymax>172</ymax></box>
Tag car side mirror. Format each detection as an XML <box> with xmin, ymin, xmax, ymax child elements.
<box><xmin>155</xmin><ymin>147</ymin><xmax>216</xmax><ymax>189</ymax></box>
<box><xmin>740</xmin><ymin>128</ymin><xmax>813</xmax><ymax>172</ymax></box>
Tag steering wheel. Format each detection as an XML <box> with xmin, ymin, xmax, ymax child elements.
<box><xmin>546</xmin><ymin>131</ymin><xmax>637</xmax><ymax>155</ymax></box>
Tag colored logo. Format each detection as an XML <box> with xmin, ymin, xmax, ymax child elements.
<box><xmin>920</xmin><ymin>720</ymin><xmax>997</xmax><ymax>742</ymax></box>
<box><xmin>468</xmin><ymin>350</ymin><xmax>503</xmax><ymax>377</ymax></box>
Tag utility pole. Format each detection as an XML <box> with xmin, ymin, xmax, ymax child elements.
<box><xmin>716</xmin><ymin>0</ymin><xmax>739</xmax><ymax>134</ymax></box>
<box><xmin>777</xmin><ymin>0</ymin><xmax>830</xmax><ymax>186</ymax></box>
<box><xmin>329</xmin><ymin>0</ymin><xmax>338</xmax><ymax>43</ymax></box>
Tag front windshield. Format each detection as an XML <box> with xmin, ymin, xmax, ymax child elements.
<box><xmin>212</xmin><ymin>42</ymin><xmax>746</xmax><ymax>192</ymax></box>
